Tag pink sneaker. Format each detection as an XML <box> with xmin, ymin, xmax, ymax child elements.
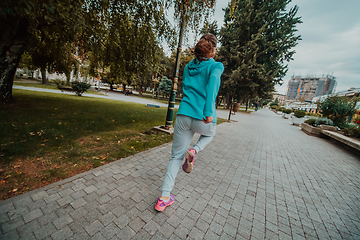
<box><xmin>155</xmin><ymin>195</ymin><xmax>175</xmax><ymax>212</ymax></box>
<box><xmin>182</xmin><ymin>149</ymin><xmax>196</xmax><ymax>173</ymax></box>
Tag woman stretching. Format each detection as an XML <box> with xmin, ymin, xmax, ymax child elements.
<box><xmin>155</xmin><ymin>34</ymin><xmax>224</xmax><ymax>211</ymax></box>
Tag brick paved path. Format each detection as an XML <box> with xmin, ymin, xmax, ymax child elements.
<box><xmin>1</xmin><ymin>109</ymin><xmax>359</xmax><ymax>240</ymax></box>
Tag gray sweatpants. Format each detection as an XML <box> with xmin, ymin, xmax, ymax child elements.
<box><xmin>161</xmin><ymin>115</ymin><xmax>216</xmax><ymax>197</ymax></box>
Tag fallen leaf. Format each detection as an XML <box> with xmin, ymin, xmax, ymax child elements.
<box><xmin>13</xmin><ymin>189</ymin><xmax>18</xmax><ymax>192</ymax></box>
<box><xmin>58</xmin><ymin>122</ymin><xmax>62</xmax><ymax>125</ymax></box>
<box><xmin>131</xmin><ymin>146</ymin><xmax>134</xmax><ymax>149</ymax></box>
<box><xmin>14</xmin><ymin>165</ymin><xmax>20</xmax><ymax>168</ymax></box>
<box><xmin>4</xmin><ymin>175</ymin><xmax>11</xmax><ymax>179</ymax></box>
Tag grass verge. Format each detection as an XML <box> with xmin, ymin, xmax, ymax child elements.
<box><xmin>0</xmin><ymin>90</ymin><xmax>226</xmax><ymax>200</ymax></box>
<box><xmin>0</xmin><ymin>90</ymin><xmax>176</xmax><ymax>200</ymax></box>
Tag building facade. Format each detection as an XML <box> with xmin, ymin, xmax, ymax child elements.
<box><xmin>285</xmin><ymin>75</ymin><xmax>337</xmax><ymax>101</ymax></box>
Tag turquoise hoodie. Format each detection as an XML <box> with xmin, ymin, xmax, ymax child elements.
<box><xmin>177</xmin><ymin>58</ymin><xmax>224</xmax><ymax>122</ymax></box>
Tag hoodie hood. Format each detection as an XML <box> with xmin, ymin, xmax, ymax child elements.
<box><xmin>187</xmin><ymin>58</ymin><xmax>215</xmax><ymax>76</ymax></box>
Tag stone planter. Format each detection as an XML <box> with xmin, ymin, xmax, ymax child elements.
<box><xmin>292</xmin><ymin>116</ymin><xmax>305</xmax><ymax>126</ymax></box>
<box><xmin>301</xmin><ymin>123</ymin><xmax>322</xmax><ymax>137</ymax></box>
<box><xmin>320</xmin><ymin>125</ymin><xmax>337</xmax><ymax>131</ymax></box>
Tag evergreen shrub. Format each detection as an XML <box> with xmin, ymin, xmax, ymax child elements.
<box><xmin>315</xmin><ymin>118</ymin><xmax>334</xmax><ymax>126</ymax></box>
<box><xmin>304</xmin><ymin>118</ymin><xmax>316</xmax><ymax>126</ymax></box>
<box><xmin>294</xmin><ymin>110</ymin><xmax>306</xmax><ymax>118</ymax></box>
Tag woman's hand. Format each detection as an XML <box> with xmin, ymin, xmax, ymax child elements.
<box><xmin>203</xmin><ymin>116</ymin><xmax>213</xmax><ymax>124</ymax></box>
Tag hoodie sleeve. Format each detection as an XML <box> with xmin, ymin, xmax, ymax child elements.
<box><xmin>203</xmin><ymin>62</ymin><xmax>224</xmax><ymax>118</ymax></box>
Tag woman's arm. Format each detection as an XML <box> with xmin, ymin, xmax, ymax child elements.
<box><xmin>203</xmin><ymin>62</ymin><xmax>224</xmax><ymax>119</ymax></box>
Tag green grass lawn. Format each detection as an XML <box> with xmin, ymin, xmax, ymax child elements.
<box><xmin>0</xmin><ymin>90</ymin><xmax>226</xmax><ymax>200</ymax></box>
<box><xmin>0</xmin><ymin>90</ymin><xmax>177</xmax><ymax>200</ymax></box>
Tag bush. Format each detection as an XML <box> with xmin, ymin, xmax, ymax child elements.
<box><xmin>342</xmin><ymin>125</ymin><xmax>360</xmax><ymax>138</ymax></box>
<box><xmin>54</xmin><ymin>79</ymin><xmax>66</xmax><ymax>88</ymax></box>
<box><xmin>270</xmin><ymin>105</ymin><xmax>278</xmax><ymax>109</ymax></box>
<box><xmin>306</xmin><ymin>112</ymin><xmax>322</xmax><ymax>117</ymax></box>
<box><xmin>270</xmin><ymin>102</ymin><xmax>278</xmax><ymax>107</ymax></box>
<box><xmin>71</xmin><ymin>81</ymin><xmax>91</xmax><ymax>96</ymax></box>
<box><xmin>282</xmin><ymin>109</ymin><xmax>292</xmax><ymax>114</ymax></box>
<box><xmin>277</xmin><ymin>107</ymin><xmax>286</xmax><ymax>112</ymax></box>
<box><xmin>318</xmin><ymin>95</ymin><xmax>357</xmax><ymax>128</ymax></box>
<box><xmin>304</xmin><ymin>118</ymin><xmax>316</xmax><ymax>126</ymax></box>
<box><xmin>315</xmin><ymin>117</ymin><xmax>334</xmax><ymax>126</ymax></box>
<box><xmin>294</xmin><ymin>110</ymin><xmax>306</xmax><ymax>118</ymax></box>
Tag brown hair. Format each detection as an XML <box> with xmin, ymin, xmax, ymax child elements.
<box><xmin>191</xmin><ymin>34</ymin><xmax>217</xmax><ymax>61</ymax></box>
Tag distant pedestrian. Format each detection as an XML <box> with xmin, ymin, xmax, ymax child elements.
<box><xmin>155</xmin><ymin>34</ymin><xmax>224</xmax><ymax>212</ymax></box>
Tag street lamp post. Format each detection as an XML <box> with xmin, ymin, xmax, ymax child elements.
<box><xmin>163</xmin><ymin>6</ymin><xmax>188</xmax><ymax>130</ymax></box>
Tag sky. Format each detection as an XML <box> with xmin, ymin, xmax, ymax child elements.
<box><xmin>177</xmin><ymin>0</ymin><xmax>360</xmax><ymax>95</ymax></box>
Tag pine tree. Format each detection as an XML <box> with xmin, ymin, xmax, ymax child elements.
<box><xmin>218</xmin><ymin>0</ymin><xmax>302</xmax><ymax>105</ymax></box>
<box><xmin>157</xmin><ymin>76</ymin><xmax>172</xmax><ymax>98</ymax></box>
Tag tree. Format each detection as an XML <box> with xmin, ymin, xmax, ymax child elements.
<box><xmin>157</xmin><ymin>76</ymin><xmax>172</xmax><ymax>98</ymax></box>
<box><xmin>318</xmin><ymin>96</ymin><xmax>357</xmax><ymax>128</ymax></box>
<box><xmin>0</xmin><ymin>0</ymin><xmax>87</xmax><ymax>103</ymax></box>
<box><xmin>200</xmin><ymin>20</ymin><xmax>219</xmax><ymax>37</ymax></box>
<box><xmin>0</xmin><ymin>0</ymin><xmax>174</xmax><ymax>104</ymax></box>
<box><xmin>218</xmin><ymin>0</ymin><xmax>302</xmax><ymax>113</ymax></box>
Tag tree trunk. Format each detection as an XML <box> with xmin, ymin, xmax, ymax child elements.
<box><xmin>110</xmin><ymin>83</ymin><xmax>113</xmax><ymax>91</ymax></box>
<box><xmin>123</xmin><ymin>84</ymin><xmax>126</xmax><ymax>93</ymax></box>
<box><xmin>245</xmin><ymin>99</ymin><xmax>249</xmax><ymax>112</ymax></box>
<box><xmin>228</xmin><ymin>101</ymin><xmax>233</xmax><ymax>122</ymax></box>
<box><xmin>41</xmin><ymin>67</ymin><xmax>47</xmax><ymax>84</ymax></box>
<box><xmin>139</xmin><ymin>82</ymin><xmax>143</xmax><ymax>96</ymax></box>
<box><xmin>0</xmin><ymin>18</ymin><xmax>31</xmax><ymax>104</ymax></box>
<box><xmin>225</xmin><ymin>94</ymin><xmax>230</xmax><ymax>109</ymax></box>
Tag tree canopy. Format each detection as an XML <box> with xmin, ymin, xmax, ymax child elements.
<box><xmin>218</xmin><ymin>0</ymin><xmax>302</xmax><ymax>104</ymax></box>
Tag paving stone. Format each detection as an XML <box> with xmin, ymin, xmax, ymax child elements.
<box><xmin>85</xmin><ymin>220</ymin><xmax>104</xmax><ymax>236</ymax></box>
<box><xmin>7</xmin><ymin>207</ymin><xmax>29</xmax><ymax>221</ymax></box>
<box><xmin>67</xmin><ymin>229</ymin><xmax>91</xmax><ymax>240</ymax></box>
<box><xmin>204</xmin><ymin>229</ymin><xmax>220</xmax><ymax>240</ymax></box>
<box><xmin>166</xmin><ymin>214</ymin><xmax>182</xmax><ymax>228</ymax></box>
<box><xmin>158</xmin><ymin>222</ymin><xmax>175</xmax><ymax>238</ymax></box>
<box><xmin>1</xmin><ymin>216</ymin><xmax>25</xmax><ymax>233</ymax></box>
<box><xmin>53</xmin><ymin>214</ymin><xmax>73</xmax><ymax>230</ymax></box>
<box><xmin>51</xmin><ymin>225</ymin><xmax>74</xmax><ymax>240</ymax></box>
<box><xmin>0</xmin><ymin>228</ymin><xmax>19</xmax><ymax>240</ymax></box>
<box><xmin>33</xmin><ymin>223</ymin><xmax>57</xmax><ymax>239</ymax></box>
<box><xmin>128</xmin><ymin>216</ymin><xmax>146</xmax><ymax>233</ymax></box>
<box><xmin>100</xmin><ymin>222</ymin><xmax>121</xmax><ymax>239</ymax></box>
<box><xmin>210</xmin><ymin>221</ymin><xmax>223</xmax><ymax>235</ymax></box>
<box><xmin>113</xmin><ymin>214</ymin><xmax>131</xmax><ymax>229</ymax></box>
<box><xmin>118</xmin><ymin>225</ymin><xmax>135</xmax><ymax>240</ymax></box>
<box><xmin>16</xmin><ymin>219</ymin><xmax>40</xmax><ymax>238</ymax></box>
